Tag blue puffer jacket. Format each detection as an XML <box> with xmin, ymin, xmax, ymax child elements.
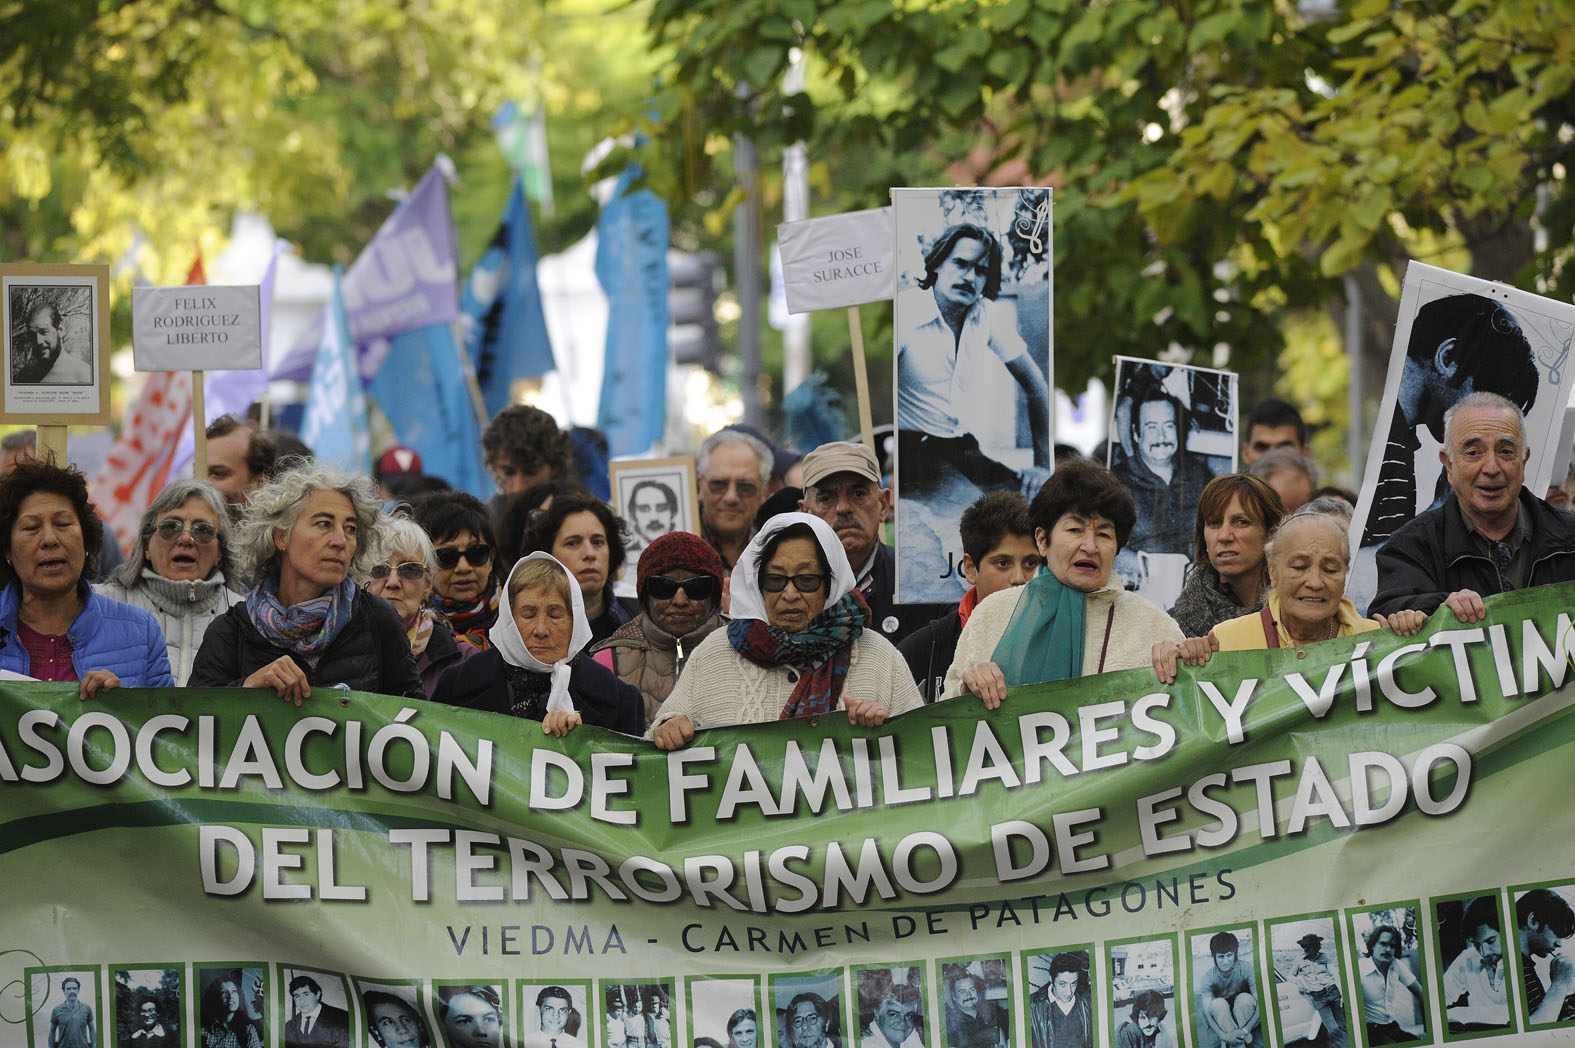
<box><xmin>0</xmin><ymin>581</ymin><xmax>175</xmax><ymax>685</ymax></box>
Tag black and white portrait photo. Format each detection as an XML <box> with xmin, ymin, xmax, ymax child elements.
<box><xmin>197</xmin><ymin>967</ymin><xmax>266</xmax><ymax>1048</ymax></box>
<box><xmin>1266</xmin><ymin>917</ymin><xmax>1349</xmax><ymax>1048</ymax></box>
<box><xmin>358</xmin><ymin>982</ymin><xmax>435</xmax><ymax>1048</ymax></box>
<box><xmin>1108</xmin><ymin>938</ymin><xmax>1179</xmax><ymax>1048</ymax></box>
<box><xmin>892</xmin><ymin>186</ymin><xmax>1053</xmax><ymax>604</ymax></box>
<box><xmin>938</xmin><ymin>960</ymin><xmax>1009</xmax><ymax>1048</ymax></box>
<box><xmin>610</xmin><ymin>456</ymin><xmax>700</xmax><ymax>581</ymax></box>
<box><xmin>283</xmin><ymin>968</ymin><xmax>353</xmax><ymax>1048</ymax></box>
<box><xmin>29</xmin><ymin>967</ymin><xmax>99</xmax><ymax>1048</ymax></box>
<box><xmin>1347</xmin><ymin>261</ymin><xmax>1575</xmax><ymax>611</ymax></box>
<box><xmin>771</xmin><ymin>973</ymin><xmax>843</xmax><ymax>1048</ymax></box>
<box><xmin>1107</xmin><ymin>356</ymin><xmax>1238</xmax><ymax>610</ymax></box>
<box><xmin>603</xmin><ymin>983</ymin><xmax>672</xmax><ymax>1048</ymax></box>
<box><xmin>1511</xmin><ymin>883</ymin><xmax>1575</xmax><ymax>1029</ymax></box>
<box><xmin>854</xmin><ymin>967</ymin><xmax>926</xmax><ymax>1048</ymax></box>
<box><xmin>1435</xmin><ymin>893</ymin><xmax>1513</xmax><ymax>1035</ymax></box>
<box><xmin>1188</xmin><ymin>926</ymin><xmax>1263</xmax><ymax>1048</ymax></box>
<box><xmin>519</xmin><ymin>983</ymin><xmax>586</xmax><ymax>1048</ymax></box>
<box><xmin>687</xmin><ymin>977</ymin><xmax>760</xmax><ymax>1048</ymax></box>
<box><xmin>434</xmin><ymin>985</ymin><xmax>506</xmax><ymax>1048</ymax></box>
<box><xmin>1348</xmin><ymin>905</ymin><xmax>1429</xmax><ymax>1046</ymax></box>
<box><xmin>1025</xmin><ymin>950</ymin><xmax>1093</xmax><ymax>1048</ymax></box>
<box><xmin>112</xmin><ymin>968</ymin><xmax>182</xmax><ymax>1048</ymax></box>
<box><xmin>1</xmin><ymin>264</ymin><xmax>110</xmax><ymax>422</ymax></box>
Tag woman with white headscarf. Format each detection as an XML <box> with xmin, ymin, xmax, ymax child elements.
<box><xmin>433</xmin><ymin>551</ymin><xmax>645</xmax><ymax>736</ymax></box>
<box><xmin>651</xmin><ymin>512</ymin><xmax>922</xmax><ymax>749</ymax></box>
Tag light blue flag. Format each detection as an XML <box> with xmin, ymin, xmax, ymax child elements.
<box><xmin>300</xmin><ymin>269</ymin><xmax>372</xmax><ymax>474</ymax></box>
<box><xmin>595</xmin><ymin>167</ymin><xmax>670</xmax><ymax>457</ymax></box>
<box><xmin>368</xmin><ymin>323</ymin><xmax>490</xmax><ymax>498</ymax></box>
<box><xmin>460</xmin><ymin>178</ymin><xmax>555</xmax><ymax>418</ymax></box>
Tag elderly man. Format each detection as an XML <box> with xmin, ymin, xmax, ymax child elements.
<box><xmin>15</xmin><ymin>303</ymin><xmax>93</xmax><ymax>384</ymax></box>
<box><xmin>798</xmin><ymin>440</ymin><xmax>946</xmax><ymax>642</ymax></box>
<box><xmin>1371</xmin><ymin>391</ymin><xmax>1575</xmax><ymax>619</ymax></box>
<box><xmin>788</xmin><ymin>994</ymin><xmax>838</xmax><ymax>1048</ymax></box>
<box><xmin>861</xmin><ymin>990</ymin><xmax>923</xmax><ymax>1048</ymax></box>
<box><xmin>697</xmin><ymin>428</ymin><xmax>772</xmax><ymax>569</ymax></box>
<box><xmin>1250</xmin><ymin>447</ymin><xmax>1317</xmax><ymax>513</ymax></box>
<box><xmin>1111</xmin><ymin>389</ymin><xmax>1213</xmax><ymax>556</ymax></box>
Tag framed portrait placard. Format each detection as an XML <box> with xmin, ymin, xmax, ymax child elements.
<box><xmin>0</xmin><ymin>262</ymin><xmax>112</xmax><ymax>426</ymax></box>
<box><xmin>609</xmin><ymin>455</ymin><xmax>701</xmax><ymax>584</ymax></box>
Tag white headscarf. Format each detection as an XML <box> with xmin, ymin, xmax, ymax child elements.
<box><xmin>488</xmin><ymin>552</ymin><xmax>593</xmax><ymax>714</ymax></box>
<box><xmin>728</xmin><ymin>512</ymin><xmax>858</xmax><ymax>624</ymax></box>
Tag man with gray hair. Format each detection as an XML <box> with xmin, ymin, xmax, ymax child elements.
<box><xmin>1371</xmin><ymin>391</ymin><xmax>1575</xmax><ymax>620</ymax></box>
<box><xmin>696</xmin><ymin>428</ymin><xmax>772</xmax><ymax>569</ymax></box>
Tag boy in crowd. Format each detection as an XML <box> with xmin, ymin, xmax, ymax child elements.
<box><xmin>898</xmin><ymin>491</ymin><xmax>1042</xmax><ymax>701</ymax></box>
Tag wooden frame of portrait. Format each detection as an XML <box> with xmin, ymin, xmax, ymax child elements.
<box><xmin>609</xmin><ymin>456</ymin><xmax>702</xmax><ymax>583</ymax></box>
<box><xmin>0</xmin><ymin>264</ymin><xmax>113</xmax><ymax>453</ymax></box>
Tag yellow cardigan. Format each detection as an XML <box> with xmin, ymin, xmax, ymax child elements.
<box><xmin>1212</xmin><ymin>592</ymin><xmax>1379</xmax><ymax>651</ymax></box>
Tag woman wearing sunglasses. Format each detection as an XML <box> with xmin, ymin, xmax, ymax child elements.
<box><xmin>361</xmin><ymin>512</ymin><xmax>480</xmax><ymax>699</ymax></box>
<box><xmin>95</xmin><ymin>479</ymin><xmax>242</xmax><ymax>685</ymax></box>
<box><xmin>589</xmin><ymin>530</ymin><xmax>726</xmax><ymax>721</ymax></box>
<box><xmin>413</xmin><ymin>492</ymin><xmax>501</xmax><ymax>651</ymax></box>
<box><xmin>190</xmin><ymin>465</ymin><xmax>421</xmax><ymax>701</ymax></box>
<box><xmin>651</xmin><ymin>513</ymin><xmax>922</xmax><ymax>749</ymax></box>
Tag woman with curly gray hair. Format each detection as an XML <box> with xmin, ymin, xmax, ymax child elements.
<box><xmin>189</xmin><ymin>464</ymin><xmax>421</xmax><ymax>702</ymax></box>
<box><xmin>94</xmin><ymin>479</ymin><xmax>242</xmax><ymax>685</ymax></box>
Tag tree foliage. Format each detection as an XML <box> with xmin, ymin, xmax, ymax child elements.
<box><xmin>631</xmin><ymin>0</ymin><xmax>1575</xmax><ymax>392</ymax></box>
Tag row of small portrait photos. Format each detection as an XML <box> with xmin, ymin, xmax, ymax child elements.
<box><xmin>24</xmin><ymin>882</ymin><xmax>1575</xmax><ymax>1048</ymax></box>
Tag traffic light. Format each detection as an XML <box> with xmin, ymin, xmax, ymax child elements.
<box><xmin>668</xmin><ymin>249</ymin><xmax>725</xmax><ymax>373</ymax></box>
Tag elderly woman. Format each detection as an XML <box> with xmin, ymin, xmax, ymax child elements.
<box><xmin>95</xmin><ymin>479</ymin><xmax>242</xmax><ymax>685</ymax></box>
<box><xmin>0</xmin><ymin>460</ymin><xmax>172</xmax><ymax>696</ymax></box>
<box><xmin>189</xmin><ymin>465</ymin><xmax>421</xmax><ymax>701</ymax></box>
<box><xmin>590</xmin><ymin>531</ymin><xmax>726</xmax><ymax>721</ymax></box>
<box><xmin>525</xmin><ymin>492</ymin><xmax>638</xmax><ymax>644</ymax></box>
<box><xmin>362</xmin><ymin>513</ymin><xmax>479</xmax><ymax>699</ymax></box>
<box><xmin>943</xmin><ymin>458</ymin><xmax>1182</xmax><ymax>705</ymax></box>
<box><xmin>1169</xmin><ymin>474</ymin><xmax>1286</xmax><ymax>638</ymax></box>
<box><xmin>651</xmin><ymin>512</ymin><xmax>922</xmax><ymax>749</ymax></box>
<box><xmin>412</xmin><ymin>492</ymin><xmax>501</xmax><ymax>650</ymax></box>
<box><xmin>434</xmin><ymin>552</ymin><xmax>644</xmax><ymax>735</ymax></box>
<box><xmin>1152</xmin><ymin>511</ymin><xmax>1427</xmax><ymax>682</ymax></box>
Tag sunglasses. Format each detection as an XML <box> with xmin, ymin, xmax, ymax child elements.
<box><xmin>147</xmin><ymin>519</ymin><xmax>219</xmax><ymax>544</ymax></box>
<box><xmin>369</xmin><ymin>561</ymin><xmax>427</xmax><ymax>582</ymax></box>
<box><xmin>645</xmin><ymin>575</ymin><xmax>716</xmax><ymax>601</ymax></box>
<box><xmin>434</xmin><ymin>544</ymin><xmax>492</xmax><ymax>569</ymax></box>
<box><xmin>760</xmin><ymin>572</ymin><xmax>829</xmax><ymax>594</ymax></box>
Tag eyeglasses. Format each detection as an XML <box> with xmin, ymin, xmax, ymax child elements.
<box><xmin>369</xmin><ymin>561</ymin><xmax>427</xmax><ymax>582</ymax></box>
<box><xmin>434</xmin><ymin>544</ymin><xmax>492</xmax><ymax>569</ymax></box>
<box><xmin>760</xmin><ymin>572</ymin><xmax>829</xmax><ymax>594</ymax></box>
<box><xmin>146</xmin><ymin>519</ymin><xmax>218</xmax><ymax>544</ymax></box>
<box><xmin>706</xmin><ymin>478</ymin><xmax>760</xmax><ymax>500</ymax></box>
<box><xmin>646</xmin><ymin>575</ymin><xmax>716</xmax><ymax>601</ymax></box>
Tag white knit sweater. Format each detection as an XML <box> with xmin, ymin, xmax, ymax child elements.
<box><xmin>652</xmin><ymin>628</ymin><xmax>923</xmax><ymax>730</ymax></box>
<box><xmin>941</xmin><ymin>581</ymin><xmax>1182</xmax><ymax>700</ymax></box>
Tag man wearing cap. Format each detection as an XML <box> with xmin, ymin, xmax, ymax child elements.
<box><xmin>590</xmin><ymin>531</ymin><xmax>726</xmax><ymax>721</ymax></box>
<box><xmin>799</xmin><ymin>440</ymin><xmax>946</xmax><ymax>644</ymax></box>
<box><xmin>1290</xmin><ymin>933</ymin><xmax>1346</xmax><ymax>1048</ymax></box>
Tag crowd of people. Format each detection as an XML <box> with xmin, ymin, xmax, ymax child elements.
<box><xmin>2</xmin><ymin>385</ymin><xmax>1568</xmax><ymax>754</ymax></box>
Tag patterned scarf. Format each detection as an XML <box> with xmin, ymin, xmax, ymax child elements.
<box><xmin>726</xmin><ymin>589</ymin><xmax>870</xmax><ymax>720</ymax></box>
<box><xmin>431</xmin><ymin>582</ymin><xmax>500</xmax><ymax>651</ymax></box>
<box><xmin>245</xmin><ymin>575</ymin><xmax>355</xmax><ymax>657</ymax></box>
<box><xmin>407</xmin><ymin>608</ymin><xmax>436</xmax><ymax>658</ymax></box>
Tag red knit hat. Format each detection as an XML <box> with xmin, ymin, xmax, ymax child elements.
<box><xmin>636</xmin><ymin>531</ymin><xmax>725</xmax><ymax>602</ymax></box>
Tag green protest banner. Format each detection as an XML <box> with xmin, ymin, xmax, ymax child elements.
<box><xmin>3</xmin><ymin>584</ymin><xmax>1573</xmax><ymax>1048</ymax></box>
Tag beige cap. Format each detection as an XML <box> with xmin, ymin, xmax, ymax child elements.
<box><xmin>801</xmin><ymin>440</ymin><xmax>881</xmax><ymax>489</ymax></box>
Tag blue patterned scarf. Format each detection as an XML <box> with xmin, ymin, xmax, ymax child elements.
<box><xmin>246</xmin><ymin>575</ymin><xmax>356</xmax><ymax>657</ymax></box>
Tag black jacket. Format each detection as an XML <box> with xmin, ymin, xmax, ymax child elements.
<box><xmin>433</xmin><ymin>647</ymin><xmax>646</xmax><ymax>736</ymax></box>
<box><xmin>1370</xmin><ymin>489</ymin><xmax>1575</xmax><ymax>616</ymax></box>
<box><xmin>897</xmin><ymin>607</ymin><xmax>962</xmax><ymax>703</ymax></box>
<box><xmin>864</xmin><ymin>541</ymin><xmax>951</xmax><ymax>645</ymax></box>
<box><xmin>189</xmin><ymin>588</ymin><xmax>423</xmax><ymax>699</ymax></box>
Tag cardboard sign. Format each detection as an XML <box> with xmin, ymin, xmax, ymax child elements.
<box><xmin>131</xmin><ymin>284</ymin><xmax>263</xmax><ymax>372</ymax></box>
<box><xmin>777</xmin><ymin>207</ymin><xmax>894</xmax><ymax>313</ymax></box>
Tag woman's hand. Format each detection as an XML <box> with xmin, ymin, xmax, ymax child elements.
<box><xmin>79</xmin><ymin>670</ymin><xmax>120</xmax><ymax>701</ymax></box>
<box><xmin>542</xmin><ymin>710</ymin><xmax>583</xmax><ymax>737</ymax></box>
<box><xmin>845</xmin><ymin>698</ymin><xmax>890</xmax><ymax>727</ymax></box>
<box><xmin>961</xmin><ymin>661</ymin><xmax>1008</xmax><ymax>709</ymax></box>
<box><xmin>652</xmin><ymin>714</ymin><xmax>695</xmax><ymax>750</ymax></box>
<box><xmin>1375</xmin><ymin>609</ymin><xmax>1428</xmax><ymax>637</ymax></box>
<box><xmin>1152</xmin><ymin>634</ymin><xmax>1219</xmax><ymax>683</ymax></box>
<box><xmin>243</xmin><ymin>656</ymin><xmax>312</xmax><ymax>706</ymax></box>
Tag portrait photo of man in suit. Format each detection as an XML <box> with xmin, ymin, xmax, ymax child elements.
<box><xmin>286</xmin><ymin>974</ymin><xmax>350</xmax><ymax>1048</ymax></box>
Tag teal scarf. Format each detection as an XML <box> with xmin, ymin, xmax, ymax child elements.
<box><xmin>989</xmin><ymin>567</ymin><xmax>1087</xmax><ymax>685</ymax></box>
